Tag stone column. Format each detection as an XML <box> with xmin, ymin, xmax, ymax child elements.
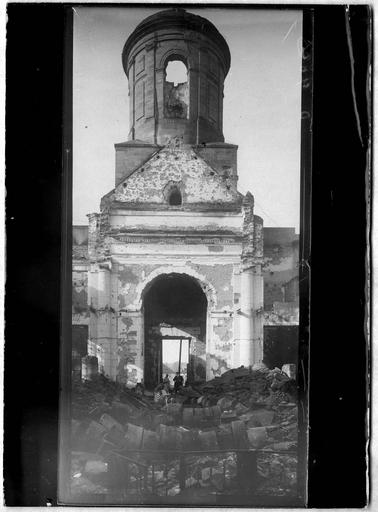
<box><xmin>206</xmin><ymin>310</ymin><xmax>215</xmax><ymax>381</ymax></box>
<box><xmin>251</xmin><ymin>266</ymin><xmax>264</xmax><ymax>364</ymax></box>
<box><xmin>117</xmin><ymin>310</ymin><xmax>144</xmax><ymax>387</ymax></box>
<box><xmin>238</xmin><ymin>266</ymin><xmax>264</xmax><ymax>367</ymax></box>
<box><xmin>239</xmin><ymin>268</ymin><xmax>253</xmax><ymax>366</ymax></box>
<box><xmin>87</xmin><ymin>263</ymin><xmax>114</xmax><ymax>378</ymax></box>
<box><xmin>128</xmin><ymin>310</ymin><xmax>144</xmax><ymax>386</ymax></box>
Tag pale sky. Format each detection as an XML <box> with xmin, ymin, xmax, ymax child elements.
<box><xmin>73</xmin><ymin>7</ymin><xmax>302</xmax><ymax>230</ymax></box>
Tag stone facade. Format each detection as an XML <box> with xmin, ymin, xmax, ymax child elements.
<box><xmin>72</xmin><ymin>223</ymin><xmax>299</xmax><ymax>383</ymax></box>
<box><xmin>72</xmin><ymin>9</ymin><xmax>298</xmax><ymax>388</ymax></box>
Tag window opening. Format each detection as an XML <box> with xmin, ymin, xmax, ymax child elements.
<box><xmin>168</xmin><ymin>187</ymin><xmax>182</xmax><ymax>206</ymax></box>
<box><xmin>164</xmin><ymin>59</ymin><xmax>189</xmax><ymax>119</ymax></box>
<box><xmin>165</xmin><ymin>60</ymin><xmax>187</xmax><ymax>86</ymax></box>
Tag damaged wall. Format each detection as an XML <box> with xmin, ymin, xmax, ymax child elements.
<box><xmin>73</xmin><ymin>227</ymin><xmax>90</xmax><ymax>325</ymax></box>
<box><xmin>74</xmin><ymin>213</ymin><xmax>267</xmax><ymax>387</ymax></box>
<box><xmin>263</xmin><ymin>227</ymin><xmax>299</xmax><ymax>313</ymax></box>
<box><xmin>262</xmin><ymin>228</ymin><xmax>299</xmax><ymax>368</ymax></box>
<box><xmin>112</xmin><ymin>146</ymin><xmax>239</xmax><ymax>205</ymax></box>
<box><xmin>164</xmin><ymin>81</ymin><xmax>189</xmax><ymax>119</ymax></box>
<box><xmin>73</xmin><ymin>269</ymin><xmax>89</xmax><ymax>322</ymax></box>
<box><xmin>114</xmin><ymin>261</ymin><xmax>235</xmax><ymax>386</ymax></box>
<box><xmin>72</xmin><ymin>9</ymin><xmax>269</xmax><ymax>388</ymax></box>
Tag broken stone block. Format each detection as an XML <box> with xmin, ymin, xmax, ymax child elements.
<box><xmin>124</xmin><ymin>423</ymin><xmax>143</xmax><ymax>449</ymax></box>
<box><xmin>247</xmin><ymin>426</ymin><xmax>268</xmax><ymax>448</ymax></box>
<box><xmin>70</xmin><ymin>474</ymin><xmax>106</xmax><ymax>496</ymax></box>
<box><xmin>194</xmin><ymin>407</ymin><xmax>204</xmax><ymax>418</ymax></box>
<box><xmin>234</xmin><ymin>402</ymin><xmax>249</xmax><ymax>416</ymax></box>
<box><xmin>81</xmin><ymin>355</ymin><xmax>99</xmax><ymax>381</ymax></box>
<box><xmin>217</xmin><ymin>424</ymin><xmax>234</xmax><ymax>449</ymax></box>
<box><xmin>212</xmin><ymin>469</ymin><xmax>225</xmax><ymax>491</ymax></box>
<box><xmin>220</xmin><ymin>410</ymin><xmax>237</xmax><ymax>421</ymax></box>
<box><xmin>252</xmin><ymin>362</ymin><xmax>268</xmax><ymax>372</ymax></box>
<box><xmin>244</xmin><ymin>409</ymin><xmax>275</xmax><ymax>428</ymax></box>
<box><xmin>183</xmin><ymin>408</ymin><xmax>194</xmax><ymax>426</ymax></box>
<box><xmin>269</xmin><ymin>441</ymin><xmax>297</xmax><ymax>451</ymax></box>
<box><xmin>86</xmin><ymin>420</ymin><xmax>107</xmax><ymax>439</ymax></box>
<box><xmin>159</xmin><ymin>424</ymin><xmax>179</xmax><ymax>450</ymax></box>
<box><xmin>210</xmin><ymin>405</ymin><xmax>221</xmax><ymax>419</ymax></box>
<box><xmin>217</xmin><ymin>397</ymin><xmax>234</xmax><ymax>411</ymax></box>
<box><xmin>282</xmin><ymin>364</ymin><xmax>296</xmax><ymax>380</ymax></box>
<box><xmin>97</xmin><ymin>438</ymin><xmax>117</xmax><ymax>457</ymax></box>
<box><xmin>104</xmin><ymin>425</ymin><xmax>126</xmax><ymax>448</ymax></box>
<box><xmin>187</xmin><ymin>429</ymin><xmax>200</xmax><ymax>450</ymax></box>
<box><xmin>99</xmin><ymin>413</ymin><xmax>124</xmax><ymax>433</ymax></box>
<box><xmin>201</xmin><ymin>467</ymin><xmax>211</xmax><ymax>482</ymax></box>
<box><xmin>152</xmin><ymin>413</ymin><xmax>173</xmax><ymax>429</ymax></box>
<box><xmin>163</xmin><ymin>402</ymin><xmax>182</xmax><ymax>416</ymax></box>
<box><xmin>84</xmin><ymin>459</ymin><xmax>108</xmax><ymax>475</ymax></box>
<box><xmin>175</xmin><ymin>426</ymin><xmax>189</xmax><ymax>450</ymax></box>
<box><xmin>203</xmin><ymin>406</ymin><xmax>213</xmax><ymax>419</ymax></box>
<box><xmin>231</xmin><ymin>420</ymin><xmax>248</xmax><ymax>449</ymax></box>
<box><xmin>270</xmin><ymin>371</ymin><xmax>291</xmax><ymax>391</ymax></box>
<box><xmin>142</xmin><ymin>429</ymin><xmax>160</xmax><ymax>451</ymax></box>
<box><xmin>167</xmin><ymin>484</ymin><xmax>180</xmax><ymax>496</ymax></box>
<box><xmin>198</xmin><ymin>430</ymin><xmax>219</xmax><ymax>450</ymax></box>
<box><xmin>108</xmin><ymin>401</ymin><xmax>135</xmax><ymax>424</ymax></box>
<box><xmin>185</xmin><ymin>476</ymin><xmax>197</xmax><ymax>488</ymax></box>
<box><xmin>85</xmin><ymin>421</ymin><xmax>108</xmax><ymax>452</ymax></box>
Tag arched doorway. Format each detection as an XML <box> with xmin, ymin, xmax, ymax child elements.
<box><xmin>142</xmin><ymin>273</ymin><xmax>207</xmax><ymax>389</ymax></box>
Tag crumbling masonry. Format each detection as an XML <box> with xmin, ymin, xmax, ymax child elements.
<box><xmin>72</xmin><ymin>9</ymin><xmax>299</xmax><ymax>388</ymax></box>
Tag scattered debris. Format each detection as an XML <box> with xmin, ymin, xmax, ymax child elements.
<box><xmin>70</xmin><ymin>366</ymin><xmax>298</xmax><ymax>501</ymax></box>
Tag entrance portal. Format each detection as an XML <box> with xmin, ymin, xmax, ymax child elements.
<box><xmin>143</xmin><ymin>273</ymin><xmax>207</xmax><ymax>389</ymax></box>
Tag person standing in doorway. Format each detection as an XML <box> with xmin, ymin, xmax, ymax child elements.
<box><xmin>173</xmin><ymin>372</ymin><xmax>184</xmax><ymax>393</ymax></box>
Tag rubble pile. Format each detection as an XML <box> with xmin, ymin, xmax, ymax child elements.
<box><xmin>197</xmin><ymin>365</ymin><xmax>297</xmax><ymax>408</ymax></box>
<box><xmin>70</xmin><ymin>365</ymin><xmax>298</xmax><ymax>500</ymax></box>
<box><xmin>71</xmin><ymin>374</ymin><xmax>124</xmax><ymax>419</ymax></box>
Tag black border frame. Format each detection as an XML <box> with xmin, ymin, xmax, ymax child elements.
<box><xmin>4</xmin><ymin>3</ymin><xmax>370</xmax><ymax>508</ymax></box>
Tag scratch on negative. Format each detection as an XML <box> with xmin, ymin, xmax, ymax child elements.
<box><xmin>345</xmin><ymin>7</ymin><xmax>363</xmax><ymax>146</ymax></box>
<box><xmin>283</xmin><ymin>20</ymin><xmax>298</xmax><ymax>42</ymax></box>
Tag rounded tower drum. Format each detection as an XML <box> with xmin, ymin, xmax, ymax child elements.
<box><xmin>122</xmin><ymin>8</ymin><xmax>231</xmax><ymax>145</ymax></box>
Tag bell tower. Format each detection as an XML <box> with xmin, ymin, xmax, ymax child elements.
<box><xmin>83</xmin><ymin>7</ymin><xmax>265</xmax><ymax>387</ymax></box>
<box><xmin>122</xmin><ymin>8</ymin><xmax>231</xmax><ymax>145</ymax></box>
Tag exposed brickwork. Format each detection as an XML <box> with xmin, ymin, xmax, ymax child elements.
<box><xmin>112</xmin><ymin>145</ymin><xmax>239</xmax><ymax>206</ymax></box>
<box><xmin>195</xmin><ymin>143</ymin><xmax>238</xmax><ymax>181</ymax></box>
<box><xmin>115</xmin><ymin>142</ymin><xmax>160</xmax><ymax>186</ymax></box>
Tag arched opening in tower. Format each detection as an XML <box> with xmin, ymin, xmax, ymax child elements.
<box><xmin>164</xmin><ymin>59</ymin><xmax>189</xmax><ymax>119</ymax></box>
<box><xmin>165</xmin><ymin>60</ymin><xmax>187</xmax><ymax>86</ymax></box>
<box><xmin>143</xmin><ymin>273</ymin><xmax>207</xmax><ymax>389</ymax></box>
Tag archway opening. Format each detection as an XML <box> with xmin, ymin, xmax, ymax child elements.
<box><xmin>143</xmin><ymin>273</ymin><xmax>207</xmax><ymax>389</ymax></box>
<box><xmin>164</xmin><ymin>58</ymin><xmax>189</xmax><ymax>119</ymax></box>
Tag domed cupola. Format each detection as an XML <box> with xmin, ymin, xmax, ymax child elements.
<box><xmin>122</xmin><ymin>8</ymin><xmax>231</xmax><ymax>145</ymax></box>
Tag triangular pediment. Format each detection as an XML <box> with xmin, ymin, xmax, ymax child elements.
<box><xmin>108</xmin><ymin>145</ymin><xmax>240</xmax><ymax>207</ymax></box>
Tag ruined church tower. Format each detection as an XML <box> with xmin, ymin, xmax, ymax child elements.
<box><xmin>85</xmin><ymin>8</ymin><xmax>264</xmax><ymax>387</ymax></box>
